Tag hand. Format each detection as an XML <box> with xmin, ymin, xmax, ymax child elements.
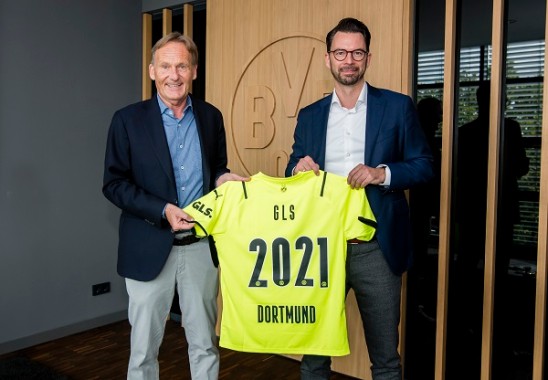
<box><xmin>216</xmin><ymin>172</ymin><xmax>250</xmax><ymax>187</ymax></box>
<box><xmin>347</xmin><ymin>164</ymin><xmax>386</xmax><ymax>189</ymax></box>
<box><xmin>293</xmin><ymin>156</ymin><xmax>320</xmax><ymax>176</ymax></box>
<box><xmin>165</xmin><ymin>203</ymin><xmax>195</xmax><ymax>232</ymax></box>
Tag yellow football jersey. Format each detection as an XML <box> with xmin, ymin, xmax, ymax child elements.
<box><xmin>183</xmin><ymin>171</ymin><xmax>376</xmax><ymax>356</ymax></box>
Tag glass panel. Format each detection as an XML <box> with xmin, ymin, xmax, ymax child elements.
<box><xmin>490</xmin><ymin>0</ymin><xmax>544</xmax><ymax>376</ymax></box>
<box><xmin>405</xmin><ymin>2</ymin><xmax>445</xmax><ymax>379</ymax></box>
<box><xmin>413</xmin><ymin>0</ymin><xmax>544</xmax><ymax>376</ymax></box>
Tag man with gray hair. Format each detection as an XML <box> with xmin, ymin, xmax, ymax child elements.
<box><xmin>103</xmin><ymin>32</ymin><xmax>247</xmax><ymax>379</ymax></box>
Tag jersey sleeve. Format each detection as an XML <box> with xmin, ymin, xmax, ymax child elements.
<box><xmin>343</xmin><ymin>187</ymin><xmax>376</xmax><ymax>241</ymax></box>
<box><xmin>182</xmin><ymin>184</ymin><xmax>229</xmax><ymax>238</ymax></box>
<box><xmin>317</xmin><ymin>172</ymin><xmax>376</xmax><ymax>242</ymax></box>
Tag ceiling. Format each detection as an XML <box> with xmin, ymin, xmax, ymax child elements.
<box><xmin>142</xmin><ymin>0</ymin><xmax>545</xmax><ymax>53</ymax></box>
<box><xmin>417</xmin><ymin>0</ymin><xmax>546</xmax><ymax>52</ymax></box>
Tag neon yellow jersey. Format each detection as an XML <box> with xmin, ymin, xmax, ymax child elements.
<box><xmin>183</xmin><ymin>171</ymin><xmax>376</xmax><ymax>356</ymax></box>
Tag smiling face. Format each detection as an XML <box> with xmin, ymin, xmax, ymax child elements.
<box><xmin>325</xmin><ymin>31</ymin><xmax>371</xmax><ymax>87</ymax></box>
<box><xmin>149</xmin><ymin>41</ymin><xmax>197</xmax><ymax>109</ymax></box>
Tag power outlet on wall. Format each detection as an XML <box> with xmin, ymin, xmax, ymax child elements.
<box><xmin>92</xmin><ymin>282</ymin><xmax>111</xmax><ymax>296</ymax></box>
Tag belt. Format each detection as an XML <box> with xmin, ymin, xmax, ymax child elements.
<box><xmin>347</xmin><ymin>237</ymin><xmax>377</xmax><ymax>244</ymax></box>
<box><xmin>173</xmin><ymin>234</ymin><xmax>201</xmax><ymax>246</ymax></box>
<box><xmin>347</xmin><ymin>238</ymin><xmax>366</xmax><ymax>244</ymax></box>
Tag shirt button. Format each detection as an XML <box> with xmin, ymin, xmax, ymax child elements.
<box><xmin>180</xmin><ymin>165</ymin><xmax>184</xmax><ymax>170</ymax></box>
<box><xmin>179</xmin><ymin>144</ymin><xmax>183</xmax><ymax>149</ymax></box>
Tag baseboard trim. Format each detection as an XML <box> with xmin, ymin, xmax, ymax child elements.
<box><xmin>0</xmin><ymin>311</ymin><xmax>128</xmax><ymax>355</ymax></box>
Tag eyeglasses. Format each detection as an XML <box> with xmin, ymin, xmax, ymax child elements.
<box><xmin>328</xmin><ymin>49</ymin><xmax>369</xmax><ymax>61</ymax></box>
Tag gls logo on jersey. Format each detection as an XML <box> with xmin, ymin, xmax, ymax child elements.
<box><xmin>191</xmin><ymin>201</ymin><xmax>213</xmax><ymax>218</ymax></box>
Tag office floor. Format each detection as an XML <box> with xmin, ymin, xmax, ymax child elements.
<box><xmin>0</xmin><ymin>319</ymin><xmax>359</xmax><ymax>379</ymax></box>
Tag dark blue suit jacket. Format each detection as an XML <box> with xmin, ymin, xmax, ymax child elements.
<box><xmin>285</xmin><ymin>84</ymin><xmax>434</xmax><ymax>275</ymax></box>
<box><xmin>103</xmin><ymin>95</ymin><xmax>229</xmax><ymax>281</ymax></box>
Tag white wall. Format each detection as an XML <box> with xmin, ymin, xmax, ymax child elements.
<box><xmin>0</xmin><ymin>0</ymin><xmax>141</xmax><ymax>353</ymax></box>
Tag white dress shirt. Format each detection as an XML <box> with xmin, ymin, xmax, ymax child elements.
<box><xmin>324</xmin><ymin>83</ymin><xmax>391</xmax><ymax>185</ymax></box>
<box><xmin>325</xmin><ymin>84</ymin><xmax>367</xmax><ymax>176</ymax></box>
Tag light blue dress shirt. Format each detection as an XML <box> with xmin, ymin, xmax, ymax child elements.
<box><xmin>158</xmin><ymin>95</ymin><xmax>203</xmax><ymax>209</ymax></box>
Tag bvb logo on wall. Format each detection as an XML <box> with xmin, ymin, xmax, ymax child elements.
<box><xmin>230</xmin><ymin>35</ymin><xmax>333</xmax><ymax>177</ymax></box>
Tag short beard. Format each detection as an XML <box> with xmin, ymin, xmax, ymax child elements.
<box><xmin>332</xmin><ymin>66</ymin><xmax>365</xmax><ymax>86</ymax></box>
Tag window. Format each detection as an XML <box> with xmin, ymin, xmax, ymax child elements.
<box><xmin>416</xmin><ymin>41</ymin><xmax>544</xmax><ymax>249</ymax></box>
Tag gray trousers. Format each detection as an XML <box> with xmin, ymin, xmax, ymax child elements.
<box><xmin>126</xmin><ymin>239</ymin><xmax>220</xmax><ymax>380</ymax></box>
<box><xmin>301</xmin><ymin>240</ymin><xmax>402</xmax><ymax>380</ymax></box>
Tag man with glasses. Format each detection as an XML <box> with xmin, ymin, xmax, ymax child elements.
<box><xmin>286</xmin><ymin>18</ymin><xmax>433</xmax><ymax>380</ymax></box>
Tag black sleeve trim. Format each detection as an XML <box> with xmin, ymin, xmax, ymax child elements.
<box><xmin>242</xmin><ymin>181</ymin><xmax>248</xmax><ymax>199</ymax></box>
<box><xmin>358</xmin><ymin>216</ymin><xmax>378</xmax><ymax>229</ymax></box>
<box><xmin>320</xmin><ymin>171</ymin><xmax>327</xmax><ymax>197</ymax></box>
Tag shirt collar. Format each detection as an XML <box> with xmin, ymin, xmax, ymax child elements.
<box><xmin>331</xmin><ymin>82</ymin><xmax>368</xmax><ymax>109</ymax></box>
<box><xmin>156</xmin><ymin>94</ymin><xmax>193</xmax><ymax>116</ymax></box>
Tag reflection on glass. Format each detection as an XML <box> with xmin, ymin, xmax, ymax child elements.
<box><xmin>411</xmin><ymin>0</ymin><xmax>544</xmax><ymax>378</ymax></box>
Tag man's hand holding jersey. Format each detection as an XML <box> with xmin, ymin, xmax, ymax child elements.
<box><xmin>292</xmin><ymin>156</ymin><xmax>386</xmax><ymax>189</ymax></box>
<box><xmin>165</xmin><ymin>203</ymin><xmax>195</xmax><ymax>232</ymax></box>
<box><xmin>167</xmin><ymin>172</ymin><xmax>250</xmax><ymax>233</ymax></box>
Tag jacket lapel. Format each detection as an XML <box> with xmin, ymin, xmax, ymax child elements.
<box><xmin>143</xmin><ymin>99</ymin><xmax>175</xmax><ymax>184</ymax></box>
<box><xmin>316</xmin><ymin>95</ymin><xmax>332</xmax><ymax>167</ymax></box>
<box><xmin>365</xmin><ymin>84</ymin><xmax>386</xmax><ymax>165</ymax></box>
<box><xmin>191</xmin><ymin>98</ymin><xmax>212</xmax><ymax>193</ymax></box>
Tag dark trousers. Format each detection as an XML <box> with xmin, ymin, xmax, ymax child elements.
<box><xmin>301</xmin><ymin>240</ymin><xmax>402</xmax><ymax>380</ymax></box>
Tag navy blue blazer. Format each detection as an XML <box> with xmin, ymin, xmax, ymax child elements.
<box><xmin>285</xmin><ymin>84</ymin><xmax>434</xmax><ymax>275</ymax></box>
<box><xmin>103</xmin><ymin>95</ymin><xmax>229</xmax><ymax>281</ymax></box>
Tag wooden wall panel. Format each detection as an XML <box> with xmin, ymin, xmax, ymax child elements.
<box><xmin>206</xmin><ymin>1</ymin><xmax>412</xmax><ymax>378</ymax></box>
<box><xmin>532</xmin><ymin>4</ymin><xmax>548</xmax><ymax>379</ymax></box>
<box><xmin>142</xmin><ymin>13</ymin><xmax>152</xmax><ymax>100</ymax></box>
<box><xmin>435</xmin><ymin>0</ymin><xmax>457</xmax><ymax>378</ymax></box>
<box><xmin>480</xmin><ymin>1</ymin><xmax>505</xmax><ymax>378</ymax></box>
<box><xmin>206</xmin><ymin>0</ymin><xmax>411</xmax><ymax>177</ymax></box>
<box><xmin>162</xmin><ymin>8</ymin><xmax>172</xmax><ymax>35</ymax></box>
